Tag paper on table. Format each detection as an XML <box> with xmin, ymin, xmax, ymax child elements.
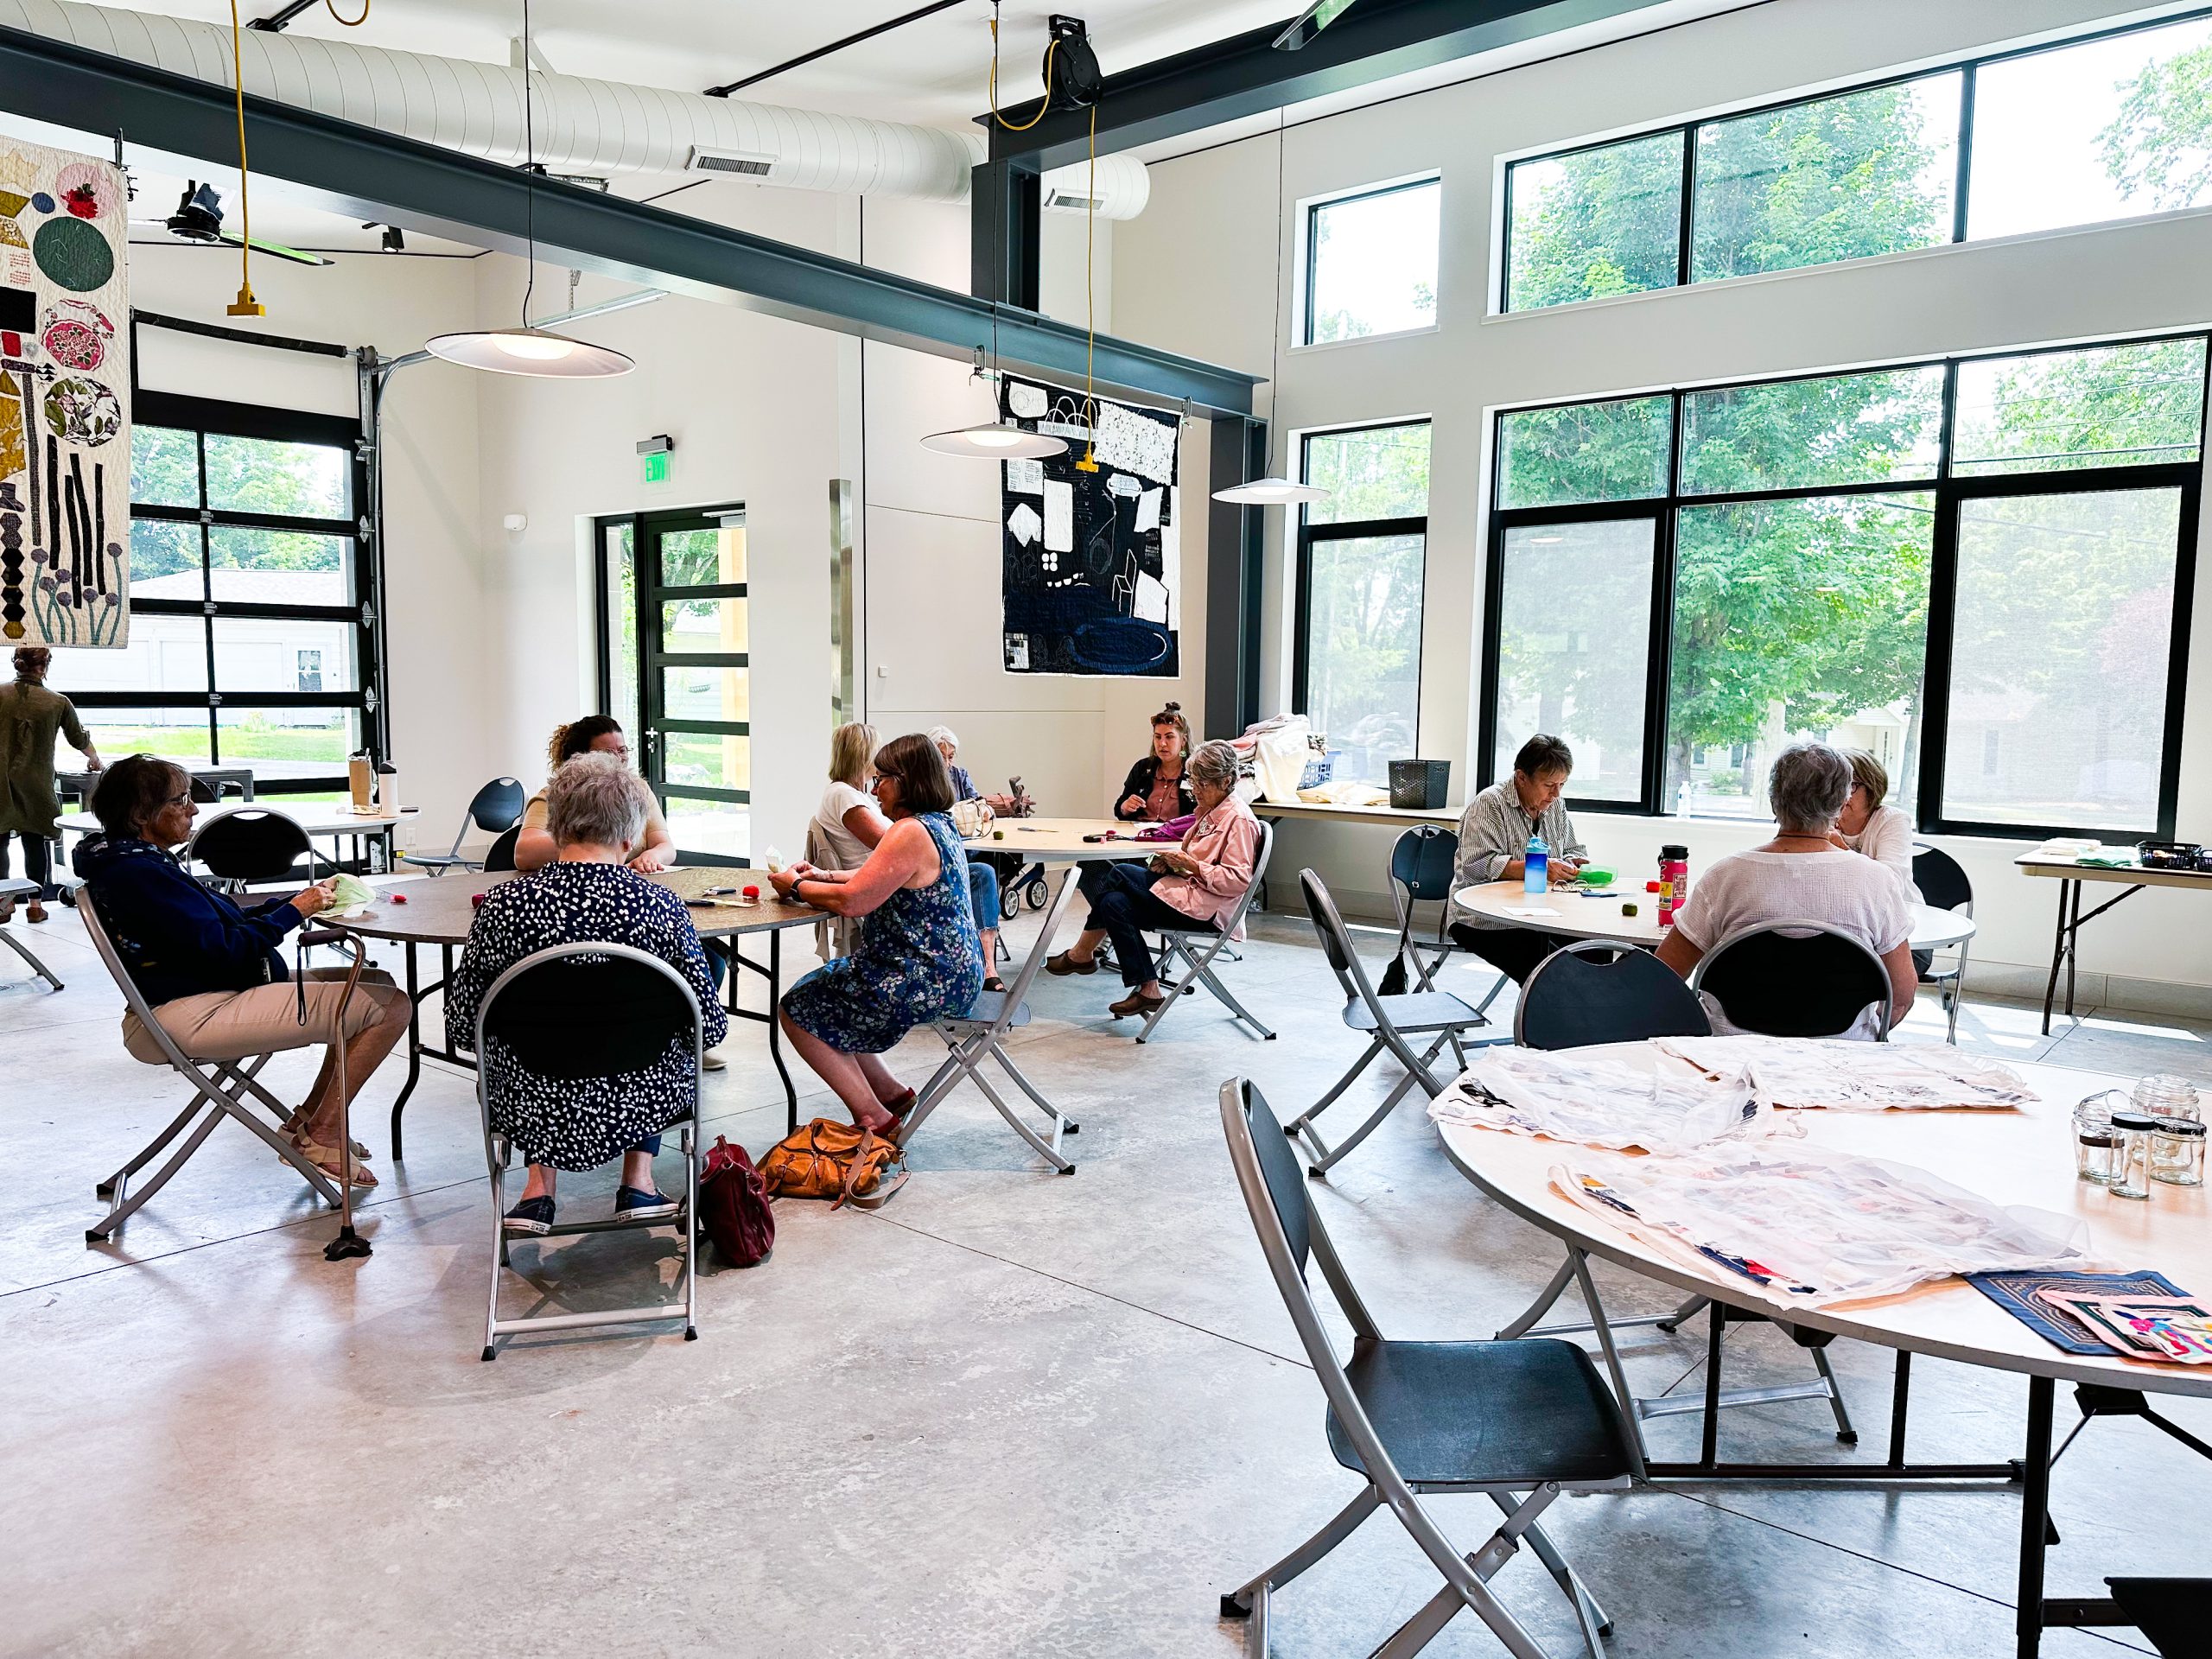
<box><xmin>1007</xmin><ymin>502</ymin><xmax>1043</xmax><ymax>547</ymax></box>
<box><xmin>1504</xmin><ymin>906</ymin><xmax>1560</xmax><ymax>917</ymax></box>
<box><xmin>1004</xmin><ymin>457</ymin><xmax>1044</xmax><ymax>495</ymax></box>
<box><xmin>1135</xmin><ymin>487</ymin><xmax>1162</xmax><ymax>531</ymax></box>
<box><xmin>1042</xmin><ymin>480</ymin><xmax>1073</xmax><ymax>551</ymax></box>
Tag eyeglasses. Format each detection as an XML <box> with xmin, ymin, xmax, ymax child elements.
<box><xmin>162</xmin><ymin>792</ymin><xmax>194</xmax><ymax>808</ymax></box>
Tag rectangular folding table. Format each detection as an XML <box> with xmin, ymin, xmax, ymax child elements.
<box><xmin>2014</xmin><ymin>853</ymin><xmax>2212</xmax><ymax>1033</ymax></box>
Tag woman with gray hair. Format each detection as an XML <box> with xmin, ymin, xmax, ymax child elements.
<box><xmin>1656</xmin><ymin>741</ymin><xmax>1917</xmax><ymax>1038</ymax></box>
<box><xmin>1047</xmin><ymin>738</ymin><xmax>1261</xmax><ymax>1020</ymax></box>
<box><xmin>446</xmin><ymin>753</ymin><xmax>728</xmax><ymax>1235</ymax></box>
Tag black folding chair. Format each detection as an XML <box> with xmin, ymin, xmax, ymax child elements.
<box><xmin>1219</xmin><ymin>1080</ymin><xmax>1634</xmax><ymax>1658</ymax></box>
<box><xmin>1693</xmin><ymin>919</ymin><xmax>1897</xmax><ymax>1039</ymax></box>
<box><xmin>1912</xmin><ymin>846</ymin><xmax>1973</xmax><ymax>1045</ymax></box>
<box><xmin>477</xmin><ymin>943</ymin><xmax>702</xmax><ymax>1359</ymax></box>
<box><xmin>482</xmin><ymin>823</ymin><xmax>522</xmax><ymax>873</ymax></box>
<box><xmin>1499</xmin><ymin>939</ymin><xmax>1859</xmax><ymax>1446</ymax></box>
<box><xmin>406</xmin><ymin>776</ymin><xmax>525</xmax><ymax>877</ymax></box>
<box><xmin>899</xmin><ymin>871</ymin><xmax>1084</xmax><ymax>1173</ymax></box>
<box><xmin>186</xmin><ymin>808</ymin><xmax>315</xmax><ymax>893</ymax></box>
<box><xmin>1287</xmin><ymin>868</ymin><xmax>1503</xmax><ymax>1176</ymax></box>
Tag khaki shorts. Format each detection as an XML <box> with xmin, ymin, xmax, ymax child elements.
<box><xmin>123</xmin><ymin>967</ymin><xmax>407</xmax><ymax>1066</ymax></box>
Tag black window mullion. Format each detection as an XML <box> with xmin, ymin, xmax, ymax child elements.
<box><xmin>1951</xmin><ymin>62</ymin><xmax>1976</xmax><ymax>245</ymax></box>
<box><xmin>2154</xmin><ymin>473</ymin><xmax>2200</xmax><ymax>840</ymax></box>
<box><xmin>1675</xmin><ymin>126</ymin><xmax>1697</xmax><ymax>288</ymax></box>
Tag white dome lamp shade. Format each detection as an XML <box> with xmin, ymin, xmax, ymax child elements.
<box><xmin>920</xmin><ymin>416</ymin><xmax>1067</xmax><ymax>460</ymax></box>
<box><xmin>425</xmin><ymin>326</ymin><xmax>634</xmax><ymax>378</ymax></box>
<box><xmin>1211</xmin><ymin>116</ymin><xmax>1330</xmax><ymax>511</ymax></box>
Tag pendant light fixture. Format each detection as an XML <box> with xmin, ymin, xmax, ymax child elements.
<box><xmin>427</xmin><ymin>0</ymin><xmax>634</xmax><ymax>378</ymax></box>
<box><xmin>923</xmin><ymin>5</ymin><xmax>1067</xmax><ymax>461</ymax></box>
<box><xmin>1213</xmin><ymin>114</ymin><xmax>1328</xmax><ymax>507</ymax></box>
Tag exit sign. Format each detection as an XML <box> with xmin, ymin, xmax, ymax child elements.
<box><xmin>641</xmin><ymin>449</ymin><xmax>671</xmax><ymax>485</ymax></box>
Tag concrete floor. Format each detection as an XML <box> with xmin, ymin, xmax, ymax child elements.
<box><xmin>3</xmin><ymin>893</ymin><xmax>2209</xmax><ymax>1658</ymax></box>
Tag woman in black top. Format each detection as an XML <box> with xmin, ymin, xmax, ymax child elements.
<box><xmin>1114</xmin><ymin>701</ymin><xmax>1196</xmax><ymax>823</ymax></box>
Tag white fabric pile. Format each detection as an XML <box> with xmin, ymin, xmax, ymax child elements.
<box><xmin>1653</xmin><ymin>1035</ymin><xmax>2033</xmax><ymax>1111</ymax></box>
<box><xmin>1551</xmin><ymin>1143</ymin><xmax>2096</xmax><ymax>1306</ymax></box>
<box><xmin>1432</xmin><ymin>1046</ymin><xmax>1770</xmax><ymax>1154</ymax></box>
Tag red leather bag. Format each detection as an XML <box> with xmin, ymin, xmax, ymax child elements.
<box><xmin>697</xmin><ymin>1136</ymin><xmax>775</xmax><ymax>1268</ymax></box>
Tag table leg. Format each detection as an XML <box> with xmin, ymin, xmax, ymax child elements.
<box><xmin>1699</xmin><ymin>1306</ymin><xmax>1725</xmax><ymax>1471</ymax></box>
<box><xmin>1886</xmin><ymin>1351</ymin><xmax>1913</xmax><ymax>1470</ymax></box>
<box><xmin>2064</xmin><ymin>881</ymin><xmax>2083</xmax><ymax>1024</ymax></box>
<box><xmin>769</xmin><ymin>929</ymin><xmax>798</xmax><ymax>1135</ymax></box>
<box><xmin>389</xmin><ymin>941</ymin><xmax>422</xmax><ymax>1161</ymax></box>
<box><xmin>2041</xmin><ymin>882</ymin><xmax>2071</xmax><ymax>1036</ymax></box>
<box><xmin>2016</xmin><ymin>1375</ymin><xmax>2055</xmax><ymax>1658</ymax></box>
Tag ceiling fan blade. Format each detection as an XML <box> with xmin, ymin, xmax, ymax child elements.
<box><xmin>216</xmin><ymin>229</ymin><xmax>333</xmax><ymax>267</ymax></box>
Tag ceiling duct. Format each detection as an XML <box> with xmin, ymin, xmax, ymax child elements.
<box><xmin>0</xmin><ymin>0</ymin><xmax>1149</xmax><ymax>218</ymax></box>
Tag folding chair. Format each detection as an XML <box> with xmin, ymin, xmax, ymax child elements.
<box><xmin>0</xmin><ymin>877</ymin><xmax>62</xmax><ymax>990</ymax></box>
<box><xmin>803</xmin><ymin>823</ymin><xmax>856</xmax><ymax>961</ymax></box>
<box><xmin>186</xmin><ymin>808</ymin><xmax>315</xmax><ymax>893</ymax></box>
<box><xmin>1912</xmin><ymin>845</ymin><xmax>1974</xmax><ymax>1044</ymax></box>
<box><xmin>899</xmin><ymin>869</ymin><xmax>1084</xmax><ymax>1173</ymax></box>
<box><xmin>1219</xmin><ymin>1080</ymin><xmax>1635</xmax><ymax>1658</ymax></box>
<box><xmin>482</xmin><ymin>823</ymin><xmax>522</xmax><ymax>873</ymax></box>
<box><xmin>1693</xmin><ymin>919</ymin><xmax>1897</xmax><ymax>1039</ymax></box>
<box><xmin>79</xmin><ymin>893</ymin><xmax>343</xmax><ymax>1243</ymax></box>
<box><xmin>1287</xmin><ymin>868</ymin><xmax>1503</xmax><ymax>1177</ymax></box>
<box><xmin>477</xmin><ymin>942</ymin><xmax>703</xmax><ymax>1359</ymax></box>
<box><xmin>1382</xmin><ymin>825</ymin><xmax>1503</xmax><ymax>1016</ymax></box>
<box><xmin>1134</xmin><ymin>817</ymin><xmax>1276</xmax><ymax>1044</ymax></box>
<box><xmin>1499</xmin><ymin>939</ymin><xmax>1861</xmax><ymax>1449</ymax></box>
<box><xmin>404</xmin><ymin>776</ymin><xmax>525</xmax><ymax>877</ymax></box>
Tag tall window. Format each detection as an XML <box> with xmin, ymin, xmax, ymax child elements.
<box><xmin>1295</xmin><ymin>422</ymin><xmax>1430</xmax><ymax>785</ymax></box>
<box><xmin>1484</xmin><ymin>335</ymin><xmax>2204</xmax><ymax>839</ymax></box>
<box><xmin>74</xmin><ymin>391</ymin><xmax>377</xmax><ymax>797</ymax></box>
<box><xmin>1504</xmin><ymin>12</ymin><xmax>2212</xmax><ymax>312</ymax></box>
<box><xmin>1303</xmin><ymin>178</ymin><xmax>1440</xmax><ymax>344</ymax></box>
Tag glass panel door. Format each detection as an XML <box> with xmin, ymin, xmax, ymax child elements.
<box><xmin>637</xmin><ymin>507</ymin><xmax>749</xmax><ymax>862</ymax></box>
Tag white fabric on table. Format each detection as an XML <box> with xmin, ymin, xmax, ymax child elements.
<box><xmin>1652</xmin><ymin>1034</ymin><xmax>2032</xmax><ymax>1111</ymax></box>
<box><xmin>1551</xmin><ymin>1142</ymin><xmax>2097</xmax><ymax>1306</ymax></box>
<box><xmin>1433</xmin><ymin>1046</ymin><xmax>1771</xmax><ymax>1154</ymax></box>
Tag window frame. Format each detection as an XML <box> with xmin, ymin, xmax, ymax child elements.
<box><xmin>1498</xmin><ymin>5</ymin><xmax>2212</xmax><ymax>315</ymax></box>
<box><xmin>1480</xmin><ymin>331</ymin><xmax>2208</xmax><ymax>840</ymax></box>
<box><xmin>1299</xmin><ymin>173</ymin><xmax>1442</xmax><ymax>348</ymax></box>
<box><xmin>1292</xmin><ymin>419</ymin><xmax>1432</xmax><ymax>773</ymax></box>
<box><xmin>93</xmin><ymin>388</ymin><xmax>379</xmax><ymax>795</ymax></box>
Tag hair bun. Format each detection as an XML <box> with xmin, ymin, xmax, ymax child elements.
<box><xmin>1164</xmin><ymin>700</ymin><xmax>1180</xmax><ymax>713</ymax></box>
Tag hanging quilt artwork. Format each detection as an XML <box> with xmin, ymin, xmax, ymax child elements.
<box><xmin>998</xmin><ymin>376</ymin><xmax>1179</xmax><ymax>677</ymax></box>
<box><xmin>0</xmin><ymin>138</ymin><xmax>130</xmax><ymax>648</ymax></box>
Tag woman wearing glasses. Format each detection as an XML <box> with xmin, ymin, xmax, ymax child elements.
<box><xmin>513</xmin><ymin>716</ymin><xmax>678</xmax><ymax>877</ymax></box>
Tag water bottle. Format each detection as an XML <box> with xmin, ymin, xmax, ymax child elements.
<box><xmin>1523</xmin><ymin>834</ymin><xmax>1549</xmax><ymax>895</ymax></box>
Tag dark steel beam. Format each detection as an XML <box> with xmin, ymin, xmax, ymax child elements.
<box><xmin>0</xmin><ymin>24</ymin><xmax>1255</xmax><ymax>415</ymax></box>
<box><xmin>1205</xmin><ymin>416</ymin><xmax>1268</xmax><ymax>740</ymax></box>
<box><xmin>969</xmin><ymin>159</ymin><xmax>1040</xmax><ymax>307</ymax></box>
<box><xmin>985</xmin><ymin>0</ymin><xmax>1679</xmax><ymax>171</ymax></box>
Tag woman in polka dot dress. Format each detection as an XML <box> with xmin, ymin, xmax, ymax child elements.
<box><xmin>446</xmin><ymin>754</ymin><xmax>728</xmax><ymax>1235</ymax></box>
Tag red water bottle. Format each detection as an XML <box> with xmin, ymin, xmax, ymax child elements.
<box><xmin>1657</xmin><ymin>843</ymin><xmax>1689</xmax><ymax>927</ymax></box>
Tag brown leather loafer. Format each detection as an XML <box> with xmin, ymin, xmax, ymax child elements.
<box><xmin>1109</xmin><ymin>988</ymin><xmax>1167</xmax><ymax>1019</ymax></box>
<box><xmin>1045</xmin><ymin>950</ymin><xmax>1097</xmax><ymax>976</ymax></box>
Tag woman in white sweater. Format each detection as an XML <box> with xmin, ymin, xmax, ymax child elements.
<box><xmin>1832</xmin><ymin>748</ymin><xmax>1921</xmax><ymax>904</ymax></box>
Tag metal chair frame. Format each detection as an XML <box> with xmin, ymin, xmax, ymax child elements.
<box><xmin>1386</xmin><ymin>825</ymin><xmax>1503</xmax><ymax>1017</ymax></box>
<box><xmin>1220</xmin><ymin>1080</ymin><xmax>1631</xmax><ymax>1659</ymax></box>
<box><xmin>1287</xmin><ymin>868</ymin><xmax>1503</xmax><ymax>1176</ymax></box>
<box><xmin>899</xmin><ymin>870</ymin><xmax>1084</xmax><ymax>1173</ymax></box>
<box><xmin>1133</xmin><ymin>818</ymin><xmax>1276</xmax><ymax>1044</ymax></box>
<box><xmin>1911</xmin><ymin>844</ymin><xmax>1974</xmax><ymax>1045</ymax></box>
<box><xmin>0</xmin><ymin>876</ymin><xmax>63</xmax><ymax>990</ymax></box>
<box><xmin>405</xmin><ymin>776</ymin><xmax>525</xmax><ymax>877</ymax></box>
<box><xmin>1691</xmin><ymin>918</ymin><xmax>1897</xmax><ymax>1040</ymax></box>
<box><xmin>79</xmin><ymin>894</ymin><xmax>344</xmax><ymax>1242</ymax></box>
<box><xmin>476</xmin><ymin>943</ymin><xmax>702</xmax><ymax>1359</ymax></box>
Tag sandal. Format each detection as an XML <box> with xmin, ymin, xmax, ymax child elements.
<box><xmin>294</xmin><ymin>1137</ymin><xmax>378</xmax><ymax>1188</ymax></box>
<box><xmin>882</xmin><ymin>1087</ymin><xmax>918</xmax><ymax>1122</ymax></box>
<box><xmin>982</xmin><ymin>976</ymin><xmax>1008</xmax><ymax>995</ymax></box>
<box><xmin>283</xmin><ymin>1114</ymin><xmax>371</xmax><ymax>1161</ymax></box>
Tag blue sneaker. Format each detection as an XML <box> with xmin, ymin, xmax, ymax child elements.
<box><xmin>503</xmin><ymin>1195</ymin><xmax>556</xmax><ymax>1236</ymax></box>
<box><xmin>615</xmin><ymin>1185</ymin><xmax>679</xmax><ymax>1223</ymax></box>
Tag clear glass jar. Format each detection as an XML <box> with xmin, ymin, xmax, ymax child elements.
<box><xmin>2075</xmin><ymin>1092</ymin><xmax>2124</xmax><ymax>1185</ymax></box>
<box><xmin>2132</xmin><ymin>1073</ymin><xmax>2202</xmax><ymax>1122</ymax></box>
<box><xmin>2107</xmin><ymin>1111</ymin><xmax>2159</xmax><ymax>1199</ymax></box>
<box><xmin>2151</xmin><ymin>1116</ymin><xmax>2207</xmax><ymax>1187</ymax></box>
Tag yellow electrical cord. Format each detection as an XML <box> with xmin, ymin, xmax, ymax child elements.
<box><xmin>989</xmin><ymin>17</ymin><xmax>1056</xmax><ymax>131</ymax></box>
<box><xmin>224</xmin><ymin>0</ymin><xmax>262</xmax><ymax>316</ymax></box>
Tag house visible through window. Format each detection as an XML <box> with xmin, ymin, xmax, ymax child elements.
<box><xmin>1304</xmin><ymin>178</ymin><xmax>1440</xmax><ymax>344</ymax></box>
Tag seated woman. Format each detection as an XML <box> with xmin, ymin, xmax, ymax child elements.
<box><xmin>821</xmin><ymin>721</ymin><xmax>1004</xmax><ymax>992</ymax></box>
<box><xmin>1656</xmin><ymin>741</ymin><xmax>1916</xmax><ymax>1039</ymax></box>
<box><xmin>774</xmin><ymin>733</ymin><xmax>983</xmax><ymax>1139</ymax></box>
<box><xmin>74</xmin><ymin>754</ymin><xmax>411</xmax><ymax>1188</ymax></box>
<box><xmin>1114</xmin><ymin>700</ymin><xmax>1196</xmax><ymax>823</ymax></box>
<box><xmin>513</xmin><ymin>716</ymin><xmax>677</xmax><ymax>875</ymax></box>
<box><xmin>444</xmin><ymin>754</ymin><xmax>728</xmax><ymax>1236</ymax></box>
<box><xmin>1833</xmin><ymin>747</ymin><xmax>1923</xmax><ymax>902</ymax></box>
<box><xmin>1445</xmin><ymin>733</ymin><xmax>1589</xmax><ymax>982</ymax></box>
<box><xmin>1046</xmin><ymin>740</ymin><xmax>1258</xmax><ymax>1020</ymax></box>
<box><xmin>933</xmin><ymin>724</ymin><xmax>1025</xmax><ymax>932</ymax></box>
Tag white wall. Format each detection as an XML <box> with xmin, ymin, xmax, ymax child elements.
<box><xmin>1111</xmin><ymin>0</ymin><xmax>2212</xmax><ymax>1012</ymax></box>
<box><xmin>101</xmin><ymin>243</ymin><xmax>489</xmax><ymax>844</ymax></box>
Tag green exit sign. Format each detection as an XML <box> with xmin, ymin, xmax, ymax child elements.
<box><xmin>641</xmin><ymin>450</ymin><xmax>671</xmax><ymax>485</ymax></box>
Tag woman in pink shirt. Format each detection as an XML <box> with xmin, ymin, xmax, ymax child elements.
<box><xmin>1046</xmin><ymin>740</ymin><xmax>1259</xmax><ymax>1019</ymax></box>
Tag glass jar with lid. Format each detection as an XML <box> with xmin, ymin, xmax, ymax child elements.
<box><xmin>2074</xmin><ymin>1091</ymin><xmax>2124</xmax><ymax>1185</ymax></box>
<box><xmin>2107</xmin><ymin>1112</ymin><xmax>2159</xmax><ymax>1199</ymax></box>
<box><xmin>2151</xmin><ymin>1116</ymin><xmax>2207</xmax><ymax>1187</ymax></box>
<box><xmin>2131</xmin><ymin>1073</ymin><xmax>2202</xmax><ymax>1122</ymax></box>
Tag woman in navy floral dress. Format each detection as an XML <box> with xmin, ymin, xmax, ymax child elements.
<box><xmin>446</xmin><ymin>754</ymin><xmax>728</xmax><ymax>1235</ymax></box>
<box><xmin>775</xmin><ymin>732</ymin><xmax>983</xmax><ymax>1137</ymax></box>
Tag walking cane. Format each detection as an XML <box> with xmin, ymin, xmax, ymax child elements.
<box><xmin>297</xmin><ymin>925</ymin><xmax>374</xmax><ymax>1262</ymax></box>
